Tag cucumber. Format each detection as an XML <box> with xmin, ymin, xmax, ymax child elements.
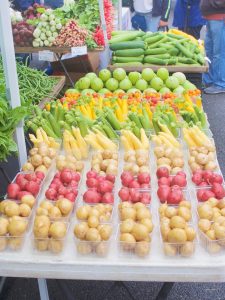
<box><xmin>110</xmin><ymin>31</ymin><xmax>145</xmax><ymax>44</ymax></box>
<box><xmin>115</xmin><ymin>48</ymin><xmax>145</xmax><ymax>57</ymax></box>
<box><xmin>177</xmin><ymin>57</ymin><xmax>197</xmax><ymax>64</ymax></box>
<box><xmin>145</xmin><ymin>33</ymin><xmax>163</xmax><ymax>44</ymax></box>
<box><xmin>166</xmin><ymin>58</ymin><xmax>177</xmax><ymax>65</ymax></box>
<box><xmin>144</xmin><ymin>53</ymin><xmax>171</xmax><ymax>60</ymax></box>
<box><xmin>113</xmin><ymin>56</ymin><xmax>144</xmax><ymax>63</ymax></box>
<box><xmin>145</xmin><ymin>48</ymin><xmax>167</xmax><ymax>55</ymax></box>
<box><xmin>112</xmin><ymin>62</ymin><xmax>143</xmax><ymax>67</ymax></box>
<box><xmin>143</xmin><ymin>57</ymin><xmax>167</xmax><ymax>65</ymax></box>
<box><xmin>168</xmin><ymin>48</ymin><xmax>179</xmax><ymax>56</ymax></box>
<box><xmin>110</xmin><ymin>41</ymin><xmax>145</xmax><ymax>51</ymax></box>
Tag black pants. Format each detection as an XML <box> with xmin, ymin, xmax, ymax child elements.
<box><xmin>178</xmin><ymin>26</ymin><xmax>203</xmax><ymax>40</ymax></box>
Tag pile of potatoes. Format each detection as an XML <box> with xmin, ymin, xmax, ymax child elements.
<box><xmin>74</xmin><ymin>222</ymin><xmax>113</xmax><ymax>257</ymax></box>
<box><xmin>154</xmin><ymin>145</ymin><xmax>184</xmax><ymax>175</ymax></box>
<box><xmin>0</xmin><ymin>195</ymin><xmax>36</xmax><ymax>218</ymax></box>
<box><xmin>76</xmin><ymin>204</ymin><xmax>113</xmax><ymax>223</ymax></box>
<box><xmin>36</xmin><ymin>199</ymin><xmax>73</xmax><ymax>220</ymax></box>
<box><xmin>22</xmin><ymin>142</ymin><xmax>57</xmax><ymax>174</ymax></box>
<box><xmin>159</xmin><ymin>201</ymin><xmax>196</xmax><ymax>257</ymax></box>
<box><xmin>119</xmin><ymin>202</ymin><xmax>153</xmax><ymax>257</ymax></box>
<box><xmin>56</xmin><ymin>154</ymin><xmax>84</xmax><ymax>173</ymax></box>
<box><xmin>188</xmin><ymin>145</ymin><xmax>217</xmax><ymax>172</ymax></box>
<box><xmin>91</xmin><ymin>150</ymin><xmax>118</xmax><ymax>176</ymax></box>
<box><xmin>198</xmin><ymin>198</ymin><xmax>225</xmax><ymax>253</ymax></box>
<box><xmin>0</xmin><ymin>216</ymin><xmax>28</xmax><ymax>251</ymax></box>
<box><xmin>33</xmin><ymin>215</ymin><xmax>67</xmax><ymax>253</ymax></box>
<box><xmin>123</xmin><ymin>150</ymin><xmax>150</xmax><ymax>176</ymax></box>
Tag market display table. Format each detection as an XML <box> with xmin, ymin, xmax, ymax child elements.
<box><xmin>15</xmin><ymin>46</ymin><xmax>104</xmax><ymax>86</ymax></box>
<box><xmin>108</xmin><ymin>63</ymin><xmax>209</xmax><ymax>74</ymax></box>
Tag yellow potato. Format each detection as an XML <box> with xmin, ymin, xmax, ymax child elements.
<box><xmin>170</xmin><ymin>216</ymin><xmax>186</xmax><ymax>229</ymax></box>
<box><xmin>185</xmin><ymin>227</ymin><xmax>196</xmax><ymax>241</ymax></box>
<box><xmin>180</xmin><ymin>242</ymin><xmax>195</xmax><ymax>257</ymax></box>
<box><xmin>168</xmin><ymin>228</ymin><xmax>187</xmax><ymax>243</ymax></box>
<box><xmin>178</xmin><ymin>206</ymin><xmax>191</xmax><ymax>222</ymax></box>
<box><xmin>135</xmin><ymin>241</ymin><xmax>150</xmax><ymax>257</ymax></box>
<box><xmin>198</xmin><ymin>219</ymin><xmax>211</xmax><ymax>232</ymax></box>
<box><xmin>74</xmin><ymin>222</ymin><xmax>89</xmax><ymax>240</ymax></box>
<box><xmin>132</xmin><ymin>223</ymin><xmax>149</xmax><ymax>241</ymax></box>
<box><xmin>49</xmin><ymin>222</ymin><xmax>67</xmax><ymax>239</ymax></box>
<box><xmin>120</xmin><ymin>219</ymin><xmax>135</xmax><ymax>234</ymax></box>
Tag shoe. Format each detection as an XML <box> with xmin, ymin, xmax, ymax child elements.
<box><xmin>204</xmin><ymin>85</ymin><xmax>225</xmax><ymax>94</ymax></box>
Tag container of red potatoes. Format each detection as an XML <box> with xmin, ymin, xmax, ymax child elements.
<box><xmin>74</xmin><ymin>204</ymin><xmax>113</xmax><ymax>257</ymax></box>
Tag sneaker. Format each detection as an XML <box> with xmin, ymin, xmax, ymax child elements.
<box><xmin>204</xmin><ymin>85</ymin><xmax>225</xmax><ymax>94</ymax></box>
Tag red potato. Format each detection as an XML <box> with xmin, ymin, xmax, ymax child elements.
<box><xmin>60</xmin><ymin>169</ymin><xmax>72</xmax><ymax>184</ymax></box>
<box><xmin>86</xmin><ymin>178</ymin><xmax>99</xmax><ymax>189</ymax></box>
<box><xmin>158</xmin><ymin>177</ymin><xmax>170</xmax><ymax>186</ymax></box>
<box><xmin>119</xmin><ymin>187</ymin><xmax>130</xmax><ymax>202</ymax></box>
<box><xmin>128</xmin><ymin>180</ymin><xmax>140</xmax><ymax>189</ymax></box>
<box><xmin>129</xmin><ymin>189</ymin><xmax>141</xmax><ymax>203</ymax></box>
<box><xmin>102</xmin><ymin>192</ymin><xmax>114</xmax><ymax>204</ymax></box>
<box><xmin>25</xmin><ymin>181</ymin><xmax>40</xmax><ymax>196</ymax></box>
<box><xmin>97</xmin><ymin>180</ymin><xmax>114</xmax><ymax>194</ymax></box>
<box><xmin>167</xmin><ymin>188</ymin><xmax>183</xmax><ymax>205</ymax></box>
<box><xmin>87</xmin><ymin>171</ymin><xmax>98</xmax><ymax>179</ymax></box>
<box><xmin>105</xmin><ymin>174</ymin><xmax>116</xmax><ymax>183</ymax></box>
<box><xmin>83</xmin><ymin>190</ymin><xmax>102</xmax><ymax>204</ymax></box>
<box><xmin>156</xmin><ymin>167</ymin><xmax>169</xmax><ymax>179</ymax></box>
<box><xmin>121</xmin><ymin>171</ymin><xmax>134</xmax><ymax>187</ymax></box>
<box><xmin>211</xmin><ymin>183</ymin><xmax>225</xmax><ymax>199</ymax></box>
<box><xmin>157</xmin><ymin>186</ymin><xmax>171</xmax><ymax>203</ymax></box>
<box><xmin>171</xmin><ymin>175</ymin><xmax>187</xmax><ymax>188</ymax></box>
<box><xmin>201</xmin><ymin>190</ymin><xmax>215</xmax><ymax>202</ymax></box>
<box><xmin>7</xmin><ymin>183</ymin><xmax>21</xmax><ymax>199</ymax></box>
<box><xmin>17</xmin><ymin>191</ymin><xmax>32</xmax><ymax>200</ymax></box>
<box><xmin>45</xmin><ymin>188</ymin><xmax>57</xmax><ymax>200</ymax></box>
<box><xmin>141</xmin><ymin>192</ymin><xmax>151</xmax><ymax>204</ymax></box>
<box><xmin>137</xmin><ymin>173</ymin><xmax>150</xmax><ymax>184</ymax></box>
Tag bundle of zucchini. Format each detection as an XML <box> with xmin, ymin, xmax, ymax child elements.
<box><xmin>109</xmin><ymin>30</ymin><xmax>205</xmax><ymax>67</ymax></box>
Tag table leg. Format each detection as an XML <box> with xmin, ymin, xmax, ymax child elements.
<box><xmin>155</xmin><ymin>282</ymin><xmax>174</xmax><ymax>300</ymax></box>
<box><xmin>0</xmin><ymin>277</ymin><xmax>6</xmax><ymax>295</ymax></box>
<box><xmin>38</xmin><ymin>279</ymin><xmax>49</xmax><ymax>300</ymax></box>
<box><xmin>55</xmin><ymin>53</ymin><xmax>74</xmax><ymax>87</ymax></box>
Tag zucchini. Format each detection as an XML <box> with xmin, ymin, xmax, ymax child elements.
<box><xmin>175</xmin><ymin>42</ymin><xmax>194</xmax><ymax>58</ymax></box>
<box><xmin>113</xmin><ymin>56</ymin><xmax>144</xmax><ymax>63</ymax></box>
<box><xmin>110</xmin><ymin>41</ymin><xmax>145</xmax><ymax>51</ymax></box>
<box><xmin>167</xmin><ymin>33</ymin><xmax>185</xmax><ymax>40</ymax></box>
<box><xmin>143</xmin><ymin>57</ymin><xmax>167</xmax><ymax>65</ymax></box>
<box><xmin>148</xmin><ymin>37</ymin><xmax>169</xmax><ymax>48</ymax></box>
<box><xmin>145</xmin><ymin>34</ymin><xmax>163</xmax><ymax>45</ymax></box>
<box><xmin>145</xmin><ymin>48</ymin><xmax>167</xmax><ymax>55</ymax></box>
<box><xmin>115</xmin><ymin>48</ymin><xmax>145</xmax><ymax>57</ymax></box>
<box><xmin>177</xmin><ymin>57</ymin><xmax>197</xmax><ymax>64</ymax></box>
<box><xmin>168</xmin><ymin>48</ymin><xmax>179</xmax><ymax>56</ymax></box>
<box><xmin>145</xmin><ymin>54</ymin><xmax>171</xmax><ymax>60</ymax></box>
<box><xmin>112</xmin><ymin>62</ymin><xmax>143</xmax><ymax>67</ymax></box>
<box><xmin>110</xmin><ymin>32</ymin><xmax>145</xmax><ymax>44</ymax></box>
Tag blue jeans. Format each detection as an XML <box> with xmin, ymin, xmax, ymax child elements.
<box><xmin>144</xmin><ymin>13</ymin><xmax>161</xmax><ymax>32</ymax></box>
<box><xmin>203</xmin><ymin>20</ymin><xmax>225</xmax><ymax>89</ymax></box>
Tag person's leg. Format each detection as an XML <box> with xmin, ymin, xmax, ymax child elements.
<box><xmin>203</xmin><ymin>21</ymin><xmax>214</xmax><ymax>86</ymax></box>
<box><xmin>145</xmin><ymin>13</ymin><xmax>161</xmax><ymax>32</ymax></box>
<box><xmin>186</xmin><ymin>26</ymin><xmax>203</xmax><ymax>40</ymax></box>
<box><xmin>204</xmin><ymin>20</ymin><xmax>225</xmax><ymax>93</ymax></box>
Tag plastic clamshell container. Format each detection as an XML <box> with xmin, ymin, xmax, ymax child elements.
<box><xmin>0</xmin><ymin>198</ymin><xmax>35</xmax><ymax>221</ymax></box>
<box><xmin>81</xmin><ymin>189</ymin><xmax>115</xmax><ymax>205</ymax></box>
<box><xmin>74</xmin><ymin>237</ymin><xmax>113</xmax><ymax>258</ymax></box>
<box><xmin>191</xmin><ymin>171</ymin><xmax>224</xmax><ymax>187</ymax></box>
<box><xmin>118</xmin><ymin>188</ymin><xmax>152</xmax><ymax>207</ymax></box>
<box><xmin>198</xmin><ymin>228</ymin><xmax>225</xmax><ymax>255</ymax></box>
<box><xmin>117</xmin><ymin>224</ymin><xmax>152</xmax><ymax>258</ymax></box>
<box><xmin>0</xmin><ymin>235</ymin><xmax>26</xmax><ymax>252</ymax></box>
<box><xmin>90</xmin><ymin>149</ymin><xmax>119</xmax><ymax>177</ymax></box>
<box><xmin>5</xmin><ymin>171</ymin><xmax>46</xmax><ymax>201</ymax></box>
<box><xmin>76</xmin><ymin>203</ymin><xmax>114</xmax><ymax>223</ymax></box>
<box><xmin>123</xmin><ymin>149</ymin><xmax>151</xmax><ymax>177</ymax></box>
<box><xmin>156</xmin><ymin>188</ymin><xmax>191</xmax><ymax>205</ymax></box>
<box><xmin>32</xmin><ymin>221</ymin><xmax>69</xmax><ymax>254</ymax></box>
<box><xmin>0</xmin><ymin>217</ymin><xmax>29</xmax><ymax>252</ymax></box>
<box><xmin>36</xmin><ymin>199</ymin><xmax>74</xmax><ymax>222</ymax></box>
<box><xmin>195</xmin><ymin>184</ymin><xmax>225</xmax><ymax>203</ymax></box>
<box><xmin>158</xmin><ymin>201</ymin><xmax>196</xmax><ymax>257</ymax></box>
<box><xmin>55</xmin><ymin>151</ymin><xmax>87</xmax><ymax>171</ymax></box>
<box><xmin>74</xmin><ymin>222</ymin><xmax>113</xmax><ymax>257</ymax></box>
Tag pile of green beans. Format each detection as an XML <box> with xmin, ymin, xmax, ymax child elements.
<box><xmin>0</xmin><ymin>57</ymin><xmax>59</xmax><ymax>105</ymax></box>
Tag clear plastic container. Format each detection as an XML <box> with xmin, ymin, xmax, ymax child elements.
<box><xmin>0</xmin><ymin>235</ymin><xmax>26</xmax><ymax>252</ymax></box>
<box><xmin>5</xmin><ymin>171</ymin><xmax>46</xmax><ymax>200</ymax></box>
<box><xmin>0</xmin><ymin>198</ymin><xmax>35</xmax><ymax>220</ymax></box>
<box><xmin>123</xmin><ymin>149</ymin><xmax>150</xmax><ymax>177</ymax></box>
<box><xmin>118</xmin><ymin>188</ymin><xmax>151</xmax><ymax>206</ymax></box>
<box><xmin>32</xmin><ymin>221</ymin><xmax>69</xmax><ymax>254</ymax></box>
<box><xmin>117</xmin><ymin>225</ymin><xmax>152</xmax><ymax>258</ymax></box>
<box><xmin>75</xmin><ymin>239</ymin><xmax>112</xmax><ymax>257</ymax></box>
<box><xmin>156</xmin><ymin>188</ymin><xmax>191</xmax><ymax>205</ymax></box>
<box><xmin>90</xmin><ymin>150</ymin><xmax>119</xmax><ymax>177</ymax></box>
<box><xmin>36</xmin><ymin>199</ymin><xmax>74</xmax><ymax>221</ymax></box>
<box><xmin>161</xmin><ymin>240</ymin><xmax>196</xmax><ymax>258</ymax></box>
<box><xmin>76</xmin><ymin>203</ymin><xmax>114</xmax><ymax>223</ymax></box>
<box><xmin>198</xmin><ymin>229</ymin><xmax>225</xmax><ymax>255</ymax></box>
<box><xmin>82</xmin><ymin>189</ymin><xmax>115</xmax><ymax>205</ymax></box>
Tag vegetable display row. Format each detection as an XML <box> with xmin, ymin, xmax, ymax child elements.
<box><xmin>109</xmin><ymin>29</ymin><xmax>206</xmax><ymax>68</ymax></box>
<box><xmin>11</xmin><ymin>0</ymin><xmax>114</xmax><ymax>49</ymax></box>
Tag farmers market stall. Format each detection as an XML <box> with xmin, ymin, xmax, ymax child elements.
<box><xmin>2</xmin><ymin>1</ymin><xmax>225</xmax><ymax>300</ymax></box>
